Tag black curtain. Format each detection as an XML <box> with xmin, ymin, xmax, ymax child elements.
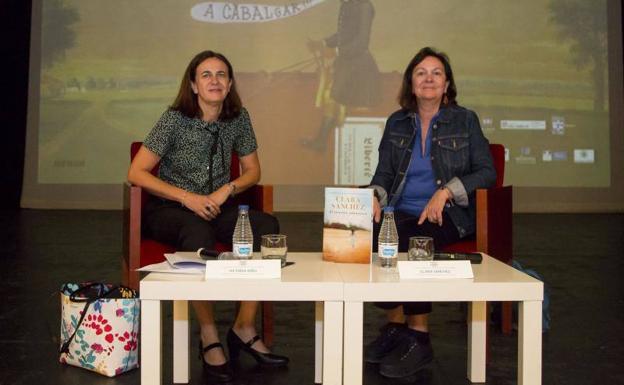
<box><xmin>0</xmin><ymin>1</ymin><xmax>31</xmax><ymax>209</ymax></box>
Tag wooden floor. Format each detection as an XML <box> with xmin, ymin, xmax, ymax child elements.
<box><xmin>0</xmin><ymin>210</ymin><xmax>623</xmax><ymax>384</ymax></box>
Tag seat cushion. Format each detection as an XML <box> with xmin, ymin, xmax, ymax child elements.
<box><xmin>140</xmin><ymin>240</ymin><xmax>175</xmax><ymax>267</ymax></box>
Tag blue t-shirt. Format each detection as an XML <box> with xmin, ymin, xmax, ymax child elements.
<box><xmin>396</xmin><ymin>114</ymin><xmax>438</xmax><ymax>216</ymax></box>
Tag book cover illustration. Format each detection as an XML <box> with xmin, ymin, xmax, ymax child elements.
<box><xmin>322</xmin><ymin>187</ymin><xmax>373</xmax><ymax>264</ymax></box>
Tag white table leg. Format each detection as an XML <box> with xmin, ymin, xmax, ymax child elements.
<box><xmin>173</xmin><ymin>300</ymin><xmax>190</xmax><ymax>383</ymax></box>
<box><xmin>343</xmin><ymin>301</ymin><xmax>363</xmax><ymax>385</ymax></box>
<box><xmin>323</xmin><ymin>301</ymin><xmax>344</xmax><ymax>385</ymax></box>
<box><xmin>467</xmin><ymin>301</ymin><xmax>486</xmax><ymax>383</ymax></box>
<box><xmin>315</xmin><ymin>301</ymin><xmax>324</xmax><ymax>384</ymax></box>
<box><xmin>141</xmin><ymin>299</ymin><xmax>162</xmax><ymax>385</ymax></box>
<box><xmin>518</xmin><ymin>300</ymin><xmax>542</xmax><ymax>385</ymax></box>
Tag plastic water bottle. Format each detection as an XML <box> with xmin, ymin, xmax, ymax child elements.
<box><xmin>232</xmin><ymin>205</ymin><xmax>253</xmax><ymax>259</ymax></box>
<box><xmin>378</xmin><ymin>206</ymin><xmax>399</xmax><ymax>268</ymax></box>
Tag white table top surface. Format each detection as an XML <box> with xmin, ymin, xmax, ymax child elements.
<box><xmin>337</xmin><ymin>253</ymin><xmax>543</xmax><ymax>302</ymax></box>
<box><xmin>140</xmin><ymin>253</ymin><xmax>344</xmax><ymax>301</ymax></box>
<box><xmin>140</xmin><ymin>252</ymin><xmax>542</xmax><ymax>302</ymax></box>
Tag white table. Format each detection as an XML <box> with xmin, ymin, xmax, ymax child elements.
<box><xmin>336</xmin><ymin>254</ymin><xmax>544</xmax><ymax>385</ymax></box>
<box><xmin>140</xmin><ymin>253</ymin><xmax>344</xmax><ymax>385</ymax></box>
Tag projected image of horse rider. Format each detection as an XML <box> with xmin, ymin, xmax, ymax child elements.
<box><xmin>303</xmin><ymin>0</ymin><xmax>381</xmax><ymax>151</ymax></box>
<box><xmin>366</xmin><ymin>47</ymin><xmax>496</xmax><ymax>378</ymax></box>
<box><xmin>128</xmin><ymin>51</ymin><xmax>288</xmax><ymax>383</ymax></box>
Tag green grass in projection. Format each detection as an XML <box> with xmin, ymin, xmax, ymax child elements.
<box><xmin>37</xmin><ymin>0</ymin><xmax>610</xmax><ymax>187</ymax></box>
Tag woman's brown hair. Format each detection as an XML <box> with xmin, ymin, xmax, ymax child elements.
<box><xmin>398</xmin><ymin>46</ymin><xmax>458</xmax><ymax>112</ymax></box>
<box><xmin>171</xmin><ymin>50</ymin><xmax>242</xmax><ymax>120</ymax></box>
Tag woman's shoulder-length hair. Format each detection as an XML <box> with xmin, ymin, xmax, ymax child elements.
<box><xmin>398</xmin><ymin>46</ymin><xmax>458</xmax><ymax>112</ymax></box>
<box><xmin>170</xmin><ymin>50</ymin><xmax>242</xmax><ymax>121</ymax></box>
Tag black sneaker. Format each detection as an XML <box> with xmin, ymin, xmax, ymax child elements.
<box><xmin>379</xmin><ymin>330</ymin><xmax>433</xmax><ymax>378</ymax></box>
<box><xmin>364</xmin><ymin>322</ymin><xmax>407</xmax><ymax>364</ymax></box>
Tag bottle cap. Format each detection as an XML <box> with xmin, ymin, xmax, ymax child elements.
<box><xmin>238</xmin><ymin>204</ymin><xmax>250</xmax><ymax>211</ymax></box>
<box><xmin>383</xmin><ymin>206</ymin><xmax>394</xmax><ymax>213</ymax></box>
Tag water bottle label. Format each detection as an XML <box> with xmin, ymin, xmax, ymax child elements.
<box><xmin>233</xmin><ymin>243</ymin><xmax>253</xmax><ymax>257</ymax></box>
<box><xmin>379</xmin><ymin>244</ymin><xmax>398</xmax><ymax>258</ymax></box>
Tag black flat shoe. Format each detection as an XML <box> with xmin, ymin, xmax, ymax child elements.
<box><xmin>199</xmin><ymin>341</ymin><xmax>233</xmax><ymax>383</ymax></box>
<box><xmin>226</xmin><ymin>329</ymin><xmax>289</xmax><ymax>367</ymax></box>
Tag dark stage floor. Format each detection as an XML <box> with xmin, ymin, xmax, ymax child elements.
<box><xmin>1</xmin><ymin>210</ymin><xmax>623</xmax><ymax>384</ymax></box>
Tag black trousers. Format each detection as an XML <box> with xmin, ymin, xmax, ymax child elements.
<box><xmin>143</xmin><ymin>198</ymin><xmax>279</xmax><ymax>252</ymax></box>
<box><xmin>372</xmin><ymin>210</ymin><xmax>462</xmax><ymax>316</ymax></box>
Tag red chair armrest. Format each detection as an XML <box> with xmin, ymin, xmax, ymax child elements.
<box><xmin>476</xmin><ymin>185</ymin><xmax>513</xmax><ymax>263</ymax></box>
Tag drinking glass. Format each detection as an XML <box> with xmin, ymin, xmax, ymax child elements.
<box><xmin>261</xmin><ymin>234</ymin><xmax>288</xmax><ymax>267</ymax></box>
<box><xmin>408</xmin><ymin>236</ymin><xmax>434</xmax><ymax>261</ymax></box>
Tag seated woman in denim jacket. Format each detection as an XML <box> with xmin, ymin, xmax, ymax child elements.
<box><xmin>366</xmin><ymin>47</ymin><xmax>496</xmax><ymax>379</ymax></box>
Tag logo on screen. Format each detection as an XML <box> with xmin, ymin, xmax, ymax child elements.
<box><xmin>574</xmin><ymin>149</ymin><xmax>595</xmax><ymax>164</ymax></box>
<box><xmin>552</xmin><ymin>151</ymin><xmax>568</xmax><ymax>161</ymax></box>
<box><xmin>481</xmin><ymin>117</ymin><xmax>494</xmax><ymax>132</ymax></box>
<box><xmin>542</xmin><ymin>150</ymin><xmax>552</xmax><ymax>162</ymax></box>
<box><xmin>516</xmin><ymin>147</ymin><xmax>536</xmax><ymax>164</ymax></box>
<box><xmin>551</xmin><ymin>116</ymin><xmax>565</xmax><ymax>135</ymax></box>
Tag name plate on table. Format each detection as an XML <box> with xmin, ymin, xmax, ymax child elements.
<box><xmin>398</xmin><ymin>260</ymin><xmax>474</xmax><ymax>279</ymax></box>
<box><xmin>205</xmin><ymin>259</ymin><xmax>281</xmax><ymax>279</ymax></box>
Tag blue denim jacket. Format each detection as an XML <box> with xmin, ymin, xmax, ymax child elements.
<box><xmin>370</xmin><ymin>105</ymin><xmax>496</xmax><ymax>238</ymax></box>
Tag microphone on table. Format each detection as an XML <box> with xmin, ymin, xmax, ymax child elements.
<box><xmin>197</xmin><ymin>248</ymin><xmax>220</xmax><ymax>260</ymax></box>
<box><xmin>433</xmin><ymin>252</ymin><xmax>482</xmax><ymax>264</ymax></box>
<box><xmin>197</xmin><ymin>248</ymin><xmax>237</xmax><ymax>260</ymax></box>
<box><xmin>198</xmin><ymin>248</ymin><xmax>295</xmax><ymax>266</ymax></box>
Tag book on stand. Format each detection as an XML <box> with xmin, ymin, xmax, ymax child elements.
<box><xmin>322</xmin><ymin>187</ymin><xmax>373</xmax><ymax>264</ymax></box>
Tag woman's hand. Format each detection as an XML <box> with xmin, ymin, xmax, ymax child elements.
<box><xmin>186</xmin><ymin>184</ymin><xmax>234</xmax><ymax>220</ymax></box>
<box><xmin>418</xmin><ymin>188</ymin><xmax>452</xmax><ymax>226</ymax></box>
<box><xmin>373</xmin><ymin>196</ymin><xmax>382</xmax><ymax>223</ymax></box>
<box><xmin>183</xmin><ymin>192</ymin><xmax>221</xmax><ymax>220</ymax></box>
<box><xmin>207</xmin><ymin>185</ymin><xmax>231</xmax><ymax>208</ymax></box>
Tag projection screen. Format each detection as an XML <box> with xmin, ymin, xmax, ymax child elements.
<box><xmin>23</xmin><ymin>0</ymin><xmax>624</xmax><ymax>211</ymax></box>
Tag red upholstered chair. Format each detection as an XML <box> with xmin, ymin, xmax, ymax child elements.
<box><xmin>122</xmin><ymin>141</ymin><xmax>275</xmax><ymax>344</ymax></box>
<box><xmin>440</xmin><ymin>143</ymin><xmax>513</xmax><ymax>334</ymax></box>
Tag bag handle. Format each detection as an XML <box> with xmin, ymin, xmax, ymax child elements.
<box><xmin>69</xmin><ymin>282</ymin><xmax>116</xmax><ymax>302</ymax></box>
<box><xmin>60</xmin><ymin>283</ymin><xmax>121</xmax><ymax>354</ymax></box>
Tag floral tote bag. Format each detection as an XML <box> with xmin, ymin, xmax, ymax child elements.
<box><xmin>59</xmin><ymin>282</ymin><xmax>140</xmax><ymax>377</ymax></box>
